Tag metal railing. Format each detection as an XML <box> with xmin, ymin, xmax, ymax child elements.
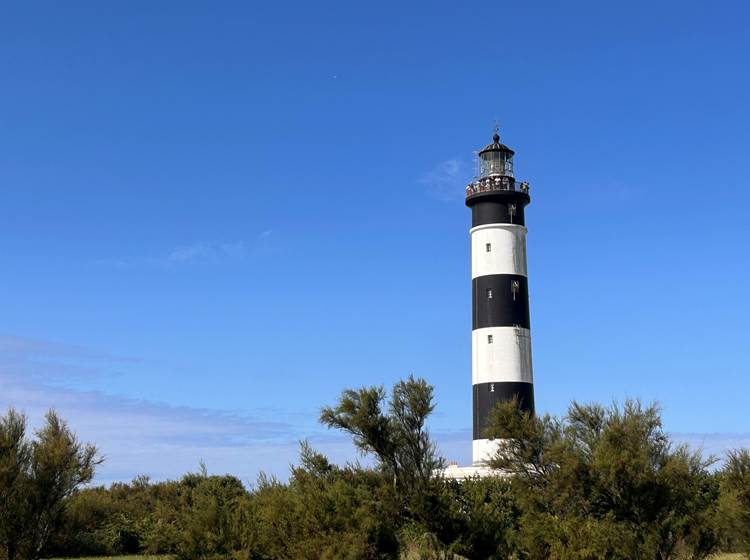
<box><xmin>466</xmin><ymin>177</ymin><xmax>530</xmax><ymax>197</ymax></box>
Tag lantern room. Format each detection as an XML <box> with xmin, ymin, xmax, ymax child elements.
<box><xmin>478</xmin><ymin>132</ymin><xmax>514</xmax><ymax>178</ymax></box>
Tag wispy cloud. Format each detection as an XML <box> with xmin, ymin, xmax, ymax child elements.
<box><xmin>419</xmin><ymin>158</ymin><xmax>471</xmax><ymax>201</ymax></box>
<box><xmin>255</xmin><ymin>230</ymin><xmax>275</xmax><ymax>254</ymax></box>
<box><xmin>165</xmin><ymin>241</ymin><xmax>246</xmax><ymax>263</ymax></box>
<box><xmin>97</xmin><ymin>232</ymin><xmax>276</xmax><ymax>270</ymax></box>
<box><xmin>4</xmin><ymin>335</ymin><xmax>747</xmax><ymax>483</ymax></box>
<box><xmin>0</xmin><ymin>334</ymin><xmax>315</xmax><ymax>484</ymax></box>
<box><xmin>0</xmin><ymin>335</ymin><xmax>135</xmax><ymax>385</ymax></box>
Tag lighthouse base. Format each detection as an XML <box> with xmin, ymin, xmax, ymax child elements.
<box><xmin>440</xmin><ymin>463</ymin><xmax>506</xmax><ymax>480</ymax></box>
<box><xmin>473</xmin><ymin>438</ymin><xmax>503</xmax><ymax>465</ymax></box>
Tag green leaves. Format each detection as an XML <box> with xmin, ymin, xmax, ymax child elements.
<box><xmin>319</xmin><ymin>375</ymin><xmax>443</xmax><ymax>509</ymax></box>
<box><xmin>484</xmin><ymin>399</ymin><xmax>721</xmax><ymax>560</ymax></box>
<box><xmin>717</xmin><ymin>449</ymin><xmax>750</xmax><ymax>555</ymax></box>
<box><xmin>320</xmin><ymin>385</ymin><xmax>395</xmax><ymax>469</ymax></box>
<box><xmin>0</xmin><ymin>408</ymin><xmax>100</xmax><ymax>560</ymax></box>
<box><xmin>14</xmin><ymin>382</ymin><xmax>750</xmax><ymax>560</ymax></box>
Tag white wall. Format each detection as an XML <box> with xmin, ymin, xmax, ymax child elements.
<box><xmin>470</xmin><ymin>224</ymin><xmax>527</xmax><ymax>278</ymax></box>
<box><xmin>473</xmin><ymin>438</ymin><xmax>501</xmax><ymax>466</ymax></box>
<box><xmin>472</xmin><ymin>326</ymin><xmax>533</xmax><ymax>385</ymax></box>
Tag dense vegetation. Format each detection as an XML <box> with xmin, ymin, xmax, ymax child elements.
<box><xmin>2</xmin><ymin>376</ymin><xmax>750</xmax><ymax>560</ymax></box>
<box><xmin>0</xmin><ymin>410</ymin><xmax>99</xmax><ymax>560</ymax></box>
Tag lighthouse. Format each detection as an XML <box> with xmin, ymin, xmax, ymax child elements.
<box><xmin>465</xmin><ymin>130</ymin><xmax>534</xmax><ymax>466</ymax></box>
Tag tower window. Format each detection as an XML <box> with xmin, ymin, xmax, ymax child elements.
<box><xmin>485</xmin><ymin>243</ymin><xmax>492</xmax><ymax>252</ymax></box>
<box><xmin>486</xmin><ymin>288</ymin><xmax>493</xmax><ymax>299</ymax></box>
<box><xmin>487</xmin><ymin>334</ymin><xmax>493</xmax><ymax>343</ymax></box>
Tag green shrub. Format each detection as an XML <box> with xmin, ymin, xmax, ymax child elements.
<box><xmin>717</xmin><ymin>449</ymin><xmax>750</xmax><ymax>556</ymax></box>
<box><xmin>438</xmin><ymin>476</ymin><xmax>518</xmax><ymax>559</ymax></box>
<box><xmin>485</xmin><ymin>399</ymin><xmax>721</xmax><ymax>560</ymax></box>
<box><xmin>36</xmin><ymin>379</ymin><xmax>749</xmax><ymax>560</ymax></box>
<box><xmin>0</xmin><ymin>409</ymin><xmax>99</xmax><ymax>560</ymax></box>
<box><xmin>235</xmin><ymin>446</ymin><xmax>400</xmax><ymax>559</ymax></box>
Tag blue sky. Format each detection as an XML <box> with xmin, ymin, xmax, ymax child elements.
<box><xmin>1</xmin><ymin>1</ymin><xmax>749</xmax><ymax>483</ymax></box>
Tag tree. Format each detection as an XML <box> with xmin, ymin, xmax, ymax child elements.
<box><xmin>435</xmin><ymin>477</ymin><xmax>519</xmax><ymax>560</ymax></box>
<box><xmin>175</xmin><ymin>467</ymin><xmax>248</xmax><ymax>560</ymax></box>
<box><xmin>0</xmin><ymin>408</ymin><xmax>100</xmax><ymax>560</ymax></box>
<box><xmin>320</xmin><ymin>375</ymin><xmax>444</xmax><ymax>520</ymax></box>
<box><xmin>235</xmin><ymin>443</ymin><xmax>401</xmax><ymax>560</ymax></box>
<box><xmin>485</xmin><ymin>399</ymin><xmax>720</xmax><ymax>560</ymax></box>
<box><xmin>717</xmin><ymin>448</ymin><xmax>750</xmax><ymax>556</ymax></box>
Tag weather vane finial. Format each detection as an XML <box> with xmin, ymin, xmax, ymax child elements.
<box><xmin>493</xmin><ymin>120</ymin><xmax>500</xmax><ymax>143</ymax></box>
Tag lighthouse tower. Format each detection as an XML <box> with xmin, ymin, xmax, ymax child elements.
<box><xmin>465</xmin><ymin>130</ymin><xmax>534</xmax><ymax>466</ymax></box>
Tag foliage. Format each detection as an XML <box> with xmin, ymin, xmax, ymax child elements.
<box><xmin>485</xmin><ymin>398</ymin><xmax>721</xmax><ymax>560</ymax></box>
<box><xmin>320</xmin><ymin>375</ymin><xmax>444</xmax><ymax>522</ymax></box>
<box><xmin>717</xmin><ymin>449</ymin><xmax>750</xmax><ymax>556</ymax></box>
<box><xmin>174</xmin><ymin>467</ymin><xmax>247</xmax><ymax>560</ymax></box>
<box><xmin>9</xmin><ymin>380</ymin><xmax>750</xmax><ymax>560</ymax></box>
<box><xmin>0</xmin><ymin>408</ymin><xmax>100</xmax><ymax>560</ymax></box>
<box><xmin>236</xmin><ymin>445</ymin><xmax>401</xmax><ymax>559</ymax></box>
<box><xmin>434</xmin><ymin>477</ymin><xmax>518</xmax><ymax>559</ymax></box>
<box><xmin>49</xmin><ymin>468</ymin><xmax>246</xmax><ymax>559</ymax></box>
<box><xmin>47</xmin><ymin>556</ymin><xmax>173</xmax><ymax>560</ymax></box>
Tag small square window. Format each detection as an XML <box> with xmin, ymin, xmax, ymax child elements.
<box><xmin>485</xmin><ymin>243</ymin><xmax>492</xmax><ymax>252</ymax></box>
<box><xmin>486</xmin><ymin>288</ymin><xmax>493</xmax><ymax>299</ymax></box>
<box><xmin>487</xmin><ymin>334</ymin><xmax>493</xmax><ymax>343</ymax></box>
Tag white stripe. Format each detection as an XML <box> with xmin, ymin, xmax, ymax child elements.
<box><xmin>472</xmin><ymin>438</ymin><xmax>502</xmax><ymax>466</ymax></box>
<box><xmin>472</xmin><ymin>326</ymin><xmax>533</xmax><ymax>385</ymax></box>
<box><xmin>470</xmin><ymin>224</ymin><xmax>528</xmax><ymax>278</ymax></box>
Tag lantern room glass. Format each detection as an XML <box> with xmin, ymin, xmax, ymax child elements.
<box><xmin>479</xmin><ymin>150</ymin><xmax>514</xmax><ymax>178</ymax></box>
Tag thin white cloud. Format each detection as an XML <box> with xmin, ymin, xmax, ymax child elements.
<box><xmin>4</xmin><ymin>336</ymin><xmax>746</xmax><ymax>484</ymax></box>
<box><xmin>3</xmin><ymin>378</ymin><xmax>347</xmax><ymax>484</ymax></box>
<box><xmin>0</xmin><ymin>335</ymin><xmax>135</xmax><ymax>385</ymax></box>
<box><xmin>420</xmin><ymin>158</ymin><xmax>470</xmax><ymax>201</ymax></box>
<box><xmin>166</xmin><ymin>240</ymin><xmax>246</xmax><ymax>263</ymax></box>
<box><xmin>96</xmin><ymin>229</ymin><xmax>279</xmax><ymax>269</ymax></box>
<box><xmin>0</xmin><ymin>335</ymin><xmax>304</xmax><ymax>484</ymax></box>
<box><xmin>0</xmin><ymin>336</ymin><xmax>437</xmax><ymax>483</ymax></box>
<box><xmin>97</xmin><ymin>238</ymin><xmax>262</xmax><ymax>269</ymax></box>
<box><xmin>255</xmin><ymin>229</ymin><xmax>276</xmax><ymax>254</ymax></box>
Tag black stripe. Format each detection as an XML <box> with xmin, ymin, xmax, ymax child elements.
<box><xmin>467</xmin><ymin>193</ymin><xmax>530</xmax><ymax>227</ymax></box>
<box><xmin>472</xmin><ymin>274</ymin><xmax>530</xmax><ymax>330</ymax></box>
<box><xmin>473</xmin><ymin>381</ymin><xmax>535</xmax><ymax>439</ymax></box>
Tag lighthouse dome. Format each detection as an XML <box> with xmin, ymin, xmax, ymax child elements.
<box><xmin>478</xmin><ymin>132</ymin><xmax>515</xmax><ymax>156</ymax></box>
<box><xmin>477</xmin><ymin>132</ymin><xmax>514</xmax><ymax>178</ymax></box>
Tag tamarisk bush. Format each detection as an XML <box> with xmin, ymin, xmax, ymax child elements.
<box><xmin>0</xmin><ymin>408</ymin><xmax>100</xmax><ymax>560</ymax></box>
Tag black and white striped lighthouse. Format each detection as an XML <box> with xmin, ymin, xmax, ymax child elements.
<box><xmin>465</xmin><ymin>131</ymin><xmax>534</xmax><ymax>466</ymax></box>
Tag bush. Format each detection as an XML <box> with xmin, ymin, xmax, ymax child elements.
<box><xmin>174</xmin><ymin>466</ymin><xmax>247</xmax><ymax>560</ymax></box>
<box><xmin>717</xmin><ymin>449</ymin><xmax>750</xmax><ymax>555</ymax></box>
<box><xmin>320</xmin><ymin>375</ymin><xmax>444</xmax><ymax>524</ymax></box>
<box><xmin>35</xmin><ymin>380</ymin><xmax>750</xmax><ymax>560</ymax></box>
<box><xmin>0</xmin><ymin>409</ymin><xmax>100</xmax><ymax>560</ymax></box>
<box><xmin>236</xmin><ymin>444</ymin><xmax>401</xmax><ymax>559</ymax></box>
<box><xmin>436</xmin><ymin>476</ymin><xmax>518</xmax><ymax>559</ymax></box>
<box><xmin>485</xmin><ymin>399</ymin><xmax>720</xmax><ymax>560</ymax></box>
